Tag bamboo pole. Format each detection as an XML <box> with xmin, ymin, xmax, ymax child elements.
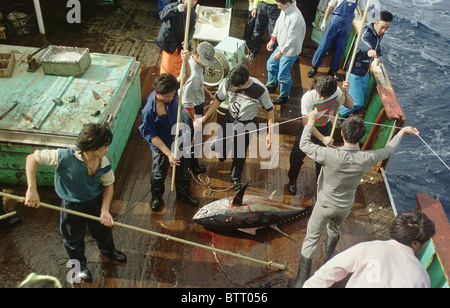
<box><xmin>0</xmin><ymin>211</ymin><xmax>17</xmax><ymax>221</ymax></box>
<box><xmin>171</xmin><ymin>0</ymin><xmax>193</xmax><ymax>191</ymax></box>
<box><xmin>330</xmin><ymin>0</ymin><xmax>372</xmax><ymax>138</ymax></box>
<box><xmin>0</xmin><ymin>192</ymin><xmax>285</xmax><ymax>271</ymax></box>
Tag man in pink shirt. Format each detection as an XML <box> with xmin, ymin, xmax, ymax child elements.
<box><xmin>303</xmin><ymin>210</ymin><xmax>435</xmax><ymax>288</ymax></box>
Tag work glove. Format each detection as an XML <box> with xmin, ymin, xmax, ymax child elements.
<box><xmin>177</xmin><ymin>3</ymin><xmax>185</xmax><ymax>12</ymax></box>
<box><xmin>321</xmin><ymin>20</ymin><xmax>327</xmax><ymax>32</ymax></box>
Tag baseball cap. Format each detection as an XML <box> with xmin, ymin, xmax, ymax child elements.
<box><xmin>197</xmin><ymin>41</ymin><xmax>216</xmax><ymax>67</ymax></box>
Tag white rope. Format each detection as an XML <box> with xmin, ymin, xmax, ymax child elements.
<box><xmin>181</xmin><ymin>113</ymin><xmax>449</xmax><ymax>173</ymax></box>
<box><xmin>416</xmin><ymin>134</ymin><xmax>450</xmax><ymax>171</ymax></box>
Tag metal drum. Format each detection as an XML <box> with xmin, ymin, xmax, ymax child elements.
<box><xmin>204</xmin><ymin>50</ymin><xmax>229</xmax><ymax>88</ymax></box>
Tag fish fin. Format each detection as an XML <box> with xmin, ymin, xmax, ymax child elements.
<box><xmin>238</xmin><ymin>228</ymin><xmax>258</xmax><ymax>235</ymax></box>
<box><xmin>232</xmin><ymin>183</ymin><xmax>249</xmax><ymax>206</ymax></box>
<box><xmin>269</xmin><ymin>225</ymin><xmax>297</xmax><ymax>242</ymax></box>
<box><xmin>269</xmin><ymin>190</ymin><xmax>277</xmax><ymax>200</ymax></box>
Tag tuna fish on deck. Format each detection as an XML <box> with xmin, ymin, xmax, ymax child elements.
<box><xmin>192</xmin><ymin>184</ymin><xmax>312</xmax><ymax>235</ymax></box>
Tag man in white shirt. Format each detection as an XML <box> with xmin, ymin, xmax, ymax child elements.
<box><xmin>266</xmin><ymin>0</ymin><xmax>306</xmax><ymax>104</ymax></box>
<box><xmin>303</xmin><ymin>210</ymin><xmax>435</xmax><ymax>288</ymax></box>
<box><xmin>180</xmin><ymin>41</ymin><xmax>216</xmax><ymax>174</ymax></box>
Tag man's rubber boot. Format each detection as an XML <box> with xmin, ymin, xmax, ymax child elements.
<box><xmin>288</xmin><ymin>254</ymin><xmax>312</xmax><ymax>288</ymax></box>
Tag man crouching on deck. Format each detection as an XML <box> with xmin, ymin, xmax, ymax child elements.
<box><xmin>24</xmin><ymin>123</ymin><xmax>127</xmax><ymax>283</ymax></box>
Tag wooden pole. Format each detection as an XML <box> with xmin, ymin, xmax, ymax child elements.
<box><xmin>0</xmin><ymin>191</ymin><xmax>285</xmax><ymax>271</ymax></box>
<box><xmin>171</xmin><ymin>0</ymin><xmax>193</xmax><ymax>191</ymax></box>
<box><xmin>330</xmin><ymin>0</ymin><xmax>372</xmax><ymax>138</ymax></box>
<box><xmin>0</xmin><ymin>211</ymin><xmax>17</xmax><ymax>221</ymax></box>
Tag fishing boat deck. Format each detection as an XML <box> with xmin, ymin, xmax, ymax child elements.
<box><xmin>0</xmin><ymin>0</ymin><xmax>395</xmax><ymax>288</ymax></box>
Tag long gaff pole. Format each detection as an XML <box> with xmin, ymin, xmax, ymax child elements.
<box><xmin>171</xmin><ymin>0</ymin><xmax>193</xmax><ymax>192</ymax></box>
<box><xmin>330</xmin><ymin>0</ymin><xmax>372</xmax><ymax>137</ymax></box>
<box><xmin>0</xmin><ymin>211</ymin><xmax>17</xmax><ymax>221</ymax></box>
<box><xmin>0</xmin><ymin>192</ymin><xmax>285</xmax><ymax>271</ymax></box>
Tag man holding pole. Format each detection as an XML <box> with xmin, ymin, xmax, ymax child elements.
<box><xmin>180</xmin><ymin>41</ymin><xmax>216</xmax><ymax>174</ymax></box>
<box><xmin>339</xmin><ymin>10</ymin><xmax>392</xmax><ymax>118</ymax></box>
<box><xmin>156</xmin><ymin>0</ymin><xmax>198</xmax><ymax>78</ymax></box>
<box><xmin>139</xmin><ymin>70</ymin><xmax>199</xmax><ymax>212</ymax></box>
<box><xmin>287</xmin><ymin>76</ymin><xmax>353</xmax><ymax>195</ymax></box>
<box><xmin>289</xmin><ymin>108</ymin><xmax>419</xmax><ymax>288</ymax></box>
<box><xmin>24</xmin><ymin>123</ymin><xmax>127</xmax><ymax>283</ymax></box>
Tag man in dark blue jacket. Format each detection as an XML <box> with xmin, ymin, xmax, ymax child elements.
<box><xmin>156</xmin><ymin>0</ymin><xmax>198</xmax><ymax>78</ymax></box>
<box><xmin>158</xmin><ymin>0</ymin><xmax>172</xmax><ymax>13</ymax></box>
<box><xmin>340</xmin><ymin>11</ymin><xmax>392</xmax><ymax>118</ymax></box>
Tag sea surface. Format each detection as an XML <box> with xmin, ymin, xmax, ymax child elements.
<box><xmin>377</xmin><ymin>0</ymin><xmax>450</xmax><ymax>218</ymax></box>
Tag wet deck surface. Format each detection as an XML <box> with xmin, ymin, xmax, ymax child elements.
<box><xmin>0</xmin><ymin>137</ymin><xmax>385</xmax><ymax>288</ymax></box>
<box><xmin>0</xmin><ymin>0</ymin><xmax>393</xmax><ymax>288</ymax></box>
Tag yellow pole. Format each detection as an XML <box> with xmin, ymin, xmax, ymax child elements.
<box><xmin>171</xmin><ymin>0</ymin><xmax>193</xmax><ymax>191</ymax></box>
<box><xmin>0</xmin><ymin>211</ymin><xmax>17</xmax><ymax>221</ymax></box>
<box><xmin>330</xmin><ymin>0</ymin><xmax>372</xmax><ymax>138</ymax></box>
<box><xmin>0</xmin><ymin>192</ymin><xmax>285</xmax><ymax>271</ymax></box>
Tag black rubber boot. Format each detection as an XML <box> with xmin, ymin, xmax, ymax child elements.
<box><xmin>307</xmin><ymin>67</ymin><xmax>318</xmax><ymax>78</ymax></box>
<box><xmin>288</xmin><ymin>178</ymin><xmax>297</xmax><ymax>195</ymax></box>
<box><xmin>288</xmin><ymin>254</ymin><xmax>312</xmax><ymax>288</ymax></box>
<box><xmin>322</xmin><ymin>235</ymin><xmax>340</xmax><ymax>263</ymax></box>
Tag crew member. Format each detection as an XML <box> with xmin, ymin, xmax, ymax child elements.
<box><xmin>180</xmin><ymin>41</ymin><xmax>216</xmax><ymax>174</ymax></box>
<box><xmin>156</xmin><ymin>0</ymin><xmax>198</xmax><ymax>77</ymax></box>
<box><xmin>308</xmin><ymin>0</ymin><xmax>362</xmax><ymax>80</ymax></box>
<box><xmin>194</xmin><ymin>65</ymin><xmax>275</xmax><ymax>190</ymax></box>
<box><xmin>25</xmin><ymin>123</ymin><xmax>127</xmax><ymax>283</ymax></box>
<box><xmin>289</xmin><ymin>108</ymin><xmax>420</xmax><ymax>287</ymax></box>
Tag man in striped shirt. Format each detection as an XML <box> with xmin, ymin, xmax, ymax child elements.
<box><xmin>287</xmin><ymin>76</ymin><xmax>353</xmax><ymax>195</ymax></box>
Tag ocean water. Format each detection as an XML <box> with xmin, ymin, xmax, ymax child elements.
<box><xmin>377</xmin><ymin>0</ymin><xmax>450</xmax><ymax>218</ymax></box>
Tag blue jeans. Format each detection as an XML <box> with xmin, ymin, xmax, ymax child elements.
<box><xmin>267</xmin><ymin>47</ymin><xmax>299</xmax><ymax>97</ymax></box>
<box><xmin>339</xmin><ymin>73</ymin><xmax>369</xmax><ymax>117</ymax></box>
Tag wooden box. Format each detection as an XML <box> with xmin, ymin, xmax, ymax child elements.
<box><xmin>0</xmin><ymin>53</ymin><xmax>15</xmax><ymax>78</ymax></box>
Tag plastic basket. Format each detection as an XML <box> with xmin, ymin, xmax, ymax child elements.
<box><xmin>6</xmin><ymin>12</ymin><xmax>37</xmax><ymax>37</ymax></box>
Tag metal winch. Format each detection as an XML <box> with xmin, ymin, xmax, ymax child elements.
<box><xmin>204</xmin><ymin>36</ymin><xmax>253</xmax><ymax>88</ymax></box>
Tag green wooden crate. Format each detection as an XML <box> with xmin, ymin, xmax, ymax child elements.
<box><xmin>0</xmin><ymin>45</ymin><xmax>141</xmax><ymax>186</ymax></box>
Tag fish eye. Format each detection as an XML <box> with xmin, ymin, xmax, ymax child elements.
<box><xmin>198</xmin><ymin>209</ymin><xmax>209</xmax><ymax>217</ymax></box>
